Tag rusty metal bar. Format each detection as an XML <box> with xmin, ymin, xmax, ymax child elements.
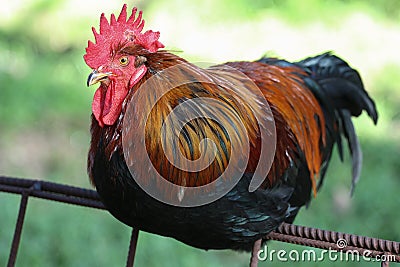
<box><xmin>1</xmin><ymin>176</ymin><xmax>141</xmax><ymax>267</ymax></box>
<box><xmin>266</xmin><ymin>222</ymin><xmax>400</xmax><ymax>262</ymax></box>
<box><xmin>7</xmin><ymin>183</ymin><xmax>37</xmax><ymax>267</ymax></box>
<box><xmin>381</xmin><ymin>260</ymin><xmax>389</xmax><ymax>267</ymax></box>
<box><xmin>126</xmin><ymin>229</ymin><xmax>140</xmax><ymax>267</ymax></box>
<box><xmin>0</xmin><ymin>176</ymin><xmax>105</xmax><ymax>209</ymax></box>
<box><xmin>1</xmin><ymin>175</ymin><xmax>399</xmax><ymax>266</ymax></box>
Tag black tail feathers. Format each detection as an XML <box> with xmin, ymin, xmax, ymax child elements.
<box><xmin>297</xmin><ymin>52</ymin><xmax>378</xmax><ymax>124</ymax></box>
<box><xmin>297</xmin><ymin>52</ymin><xmax>378</xmax><ymax>194</ymax></box>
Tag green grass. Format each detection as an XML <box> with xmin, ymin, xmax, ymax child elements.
<box><xmin>1</xmin><ymin>0</ymin><xmax>399</xmax><ymax>266</ymax></box>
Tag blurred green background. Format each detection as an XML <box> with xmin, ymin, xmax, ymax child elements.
<box><xmin>0</xmin><ymin>0</ymin><xmax>399</xmax><ymax>266</ymax></box>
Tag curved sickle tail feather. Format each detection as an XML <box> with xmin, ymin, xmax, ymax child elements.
<box><xmin>258</xmin><ymin>52</ymin><xmax>377</xmax><ymax>195</ymax></box>
<box><xmin>297</xmin><ymin>52</ymin><xmax>378</xmax><ymax>194</ymax></box>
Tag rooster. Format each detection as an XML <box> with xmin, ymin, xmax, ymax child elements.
<box><xmin>84</xmin><ymin>5</ymin><xmax>377</xmax><ymax>266</ymax></box>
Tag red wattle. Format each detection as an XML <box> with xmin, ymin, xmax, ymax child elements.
<box><xmin>92</xmin><ymin>82</ymin><xmax>128</xmax><ymax>127</ymax></box>
<box><xmin>92</xmin><ymin>87</ymin><xmax>104</xmax><ymax>127</ymax></box>
<box><xmin>102</xmin><ymin>82</ymin><xmax>127</xmax><ymax>126</ymax></box>
<box><xmin>103</xmin><ymin>84</ymin><xmax>114</xmax><ymax>117</ymax></box>
<box><xmin>92</xmin><ymin>66</ymin><xmax>147</xmax><ymax>127</ymax></box>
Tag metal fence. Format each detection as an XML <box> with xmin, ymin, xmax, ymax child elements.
<box><xmin>1</xmin><ymin>176</ymin><xmax>399</xmax><ymax>267</ymax></box>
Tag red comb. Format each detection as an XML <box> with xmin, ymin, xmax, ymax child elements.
<box><xmin>84</xmin><ymin>4</ymin><xmax>164</xmax><ymax>69</ymax></box>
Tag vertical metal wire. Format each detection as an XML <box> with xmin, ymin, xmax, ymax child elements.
<box><xmin>126</xmin><ymin>228</ymin><xmax>139</xmax><ymax>267</ymax></box>
<box><xmin>7</xmin><ymin>192</ymin><xmax>30</xmax><ymax>267</ymax></box>
<box><xmin>1</xmin><ymin>176</ymin><xmax>399</xmax><ymax>266</ymax></box>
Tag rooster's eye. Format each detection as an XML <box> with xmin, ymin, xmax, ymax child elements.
<box><xmin>119</xmin><ymin>56</ymin><xmax>129</xmax><ymax>66</ymax></box>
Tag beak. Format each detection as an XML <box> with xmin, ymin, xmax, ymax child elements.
<box><xmin>87</xmin><ymin>70</ymin><xmax>112</xmax><ymax>87</ymax></box>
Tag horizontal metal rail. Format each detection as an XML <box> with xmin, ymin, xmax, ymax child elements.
<box><xmin>0</xmin><ymin>176</ymin><xmax>105</xmax><ymax>209</ymax></box>
<box><xmin>1</xmin><ymin>175</ymin><xmax>399</xmax><ymax>266</ymax></box>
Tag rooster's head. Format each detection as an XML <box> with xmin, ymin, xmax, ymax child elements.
<box><xmin>84</xmin><ymin>4</ymin><xmax>164</xmax><ymax>127</ymax></box>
